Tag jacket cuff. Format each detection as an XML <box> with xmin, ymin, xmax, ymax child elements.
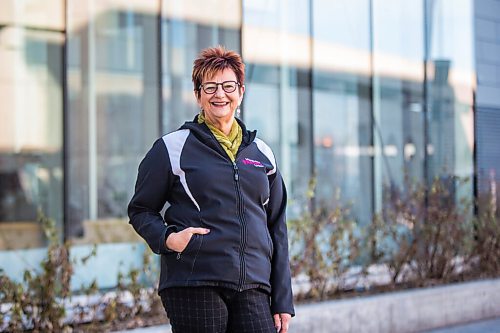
<box><xmin>159</xmin><ymin>224</ymin><xmax>179</xmax><ymax>254</ymax></box>
<box><xmin>271</xmin><ymin>303</ymin><xmax>295</xmax><ymax>317</ymax></box>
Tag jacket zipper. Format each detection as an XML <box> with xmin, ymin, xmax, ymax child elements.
<box><xmin>233</xmin><ymin>161</ymin><xmax>247</xmax><ymax>291</ymax></box>
<box><xmin>206</xmin><ymin>133</ymin><xmax>250</xmax><ymax>291</ymax></box>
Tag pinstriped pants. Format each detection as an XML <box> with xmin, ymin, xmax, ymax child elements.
<box><xmin>160</xmin><ymin>286</ymin><xmax>276</xmax><ymax>333</ymax></box>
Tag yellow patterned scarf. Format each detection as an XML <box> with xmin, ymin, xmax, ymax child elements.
<box><xmin>198</xmin><ymin>111</ymin><xmax>242</xmax><ymax>162</ymax></box>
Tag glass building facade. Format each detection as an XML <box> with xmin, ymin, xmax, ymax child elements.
<box><xmin>1</xmin><ymin>0</ymin><xmax>497</xmax><ymax>288</ymax></box>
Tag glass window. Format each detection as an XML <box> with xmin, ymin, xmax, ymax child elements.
<box><xmin>372</xmin><ymin>0</ymin><xmax>425</xmax><ymax>211</ymax></box>
<box><xmin>0</xmin><ymin>3</ymin><xmax>64</xmax><ymax>250</ymax></box>
<box><xmin>425</xmin><ymin>0</ymin><xmax>475</xmax><ymax>202</ymax></box>
<box><xmin>243</xmin><ymin>0</ymin><xmax>313</xmax><ymax>215</ymax></box>
<box><xmin>161</xmin><ymin>0</ymin><xmax>242</xmax><ymax>133</ymax></box>
<box><xmin>312</xmin><ymin>0</ymin><xmax>373</xmax><ymax>225</ymax></box>
<box><xmin>67</xmin><ymin>0</ymin><xmax>160</xmax><ymax>243</ymax></box>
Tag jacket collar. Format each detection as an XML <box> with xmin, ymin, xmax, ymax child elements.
<box><xmin>180</xmin><ymin>115</ymin><xmax>257</xmax><ymax>148</ymax></box>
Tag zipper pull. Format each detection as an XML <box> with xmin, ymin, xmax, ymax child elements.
<box><xmin>233</xmin><ymin>162</ymin><xmax>239</xmax><ymax>181</ymax></box>
<box><xmin>176</xmin><ymin>253</ymin><xmax>181</xmax><ymax>260</ymax></box>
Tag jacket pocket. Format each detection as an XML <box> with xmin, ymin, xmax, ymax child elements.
<box><xmin>176</xmin><ymin>234</ymin><xmax>201</xmax><ymax>260</ymax></box>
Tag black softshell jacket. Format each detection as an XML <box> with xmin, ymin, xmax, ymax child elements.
<box><xmin>128</xmin><ymin>116</ymin><xmax>295</xmax><ymax>316</ymax></box>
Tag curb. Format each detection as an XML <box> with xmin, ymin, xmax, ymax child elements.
<box><xmin>291</xmin><ymin>278</ymin><xmax>500</xmax><ymax>332</ymax></box>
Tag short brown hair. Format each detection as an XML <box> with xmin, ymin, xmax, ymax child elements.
<box><xmin>192</xmin><ymin>46</ymin><xmax>245</xmax><ymax>97</ymax></box>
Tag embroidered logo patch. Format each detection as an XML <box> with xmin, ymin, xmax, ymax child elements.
<box><xmin>243</xmin><ymin>158</ymin><xmax>265</xmax><ymax>168</ymax></box>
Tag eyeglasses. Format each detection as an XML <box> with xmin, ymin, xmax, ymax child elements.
<box><xmin>199</xmin><ymin>81</ymin><xmax>240</xmax><ymax>94</ymax></box>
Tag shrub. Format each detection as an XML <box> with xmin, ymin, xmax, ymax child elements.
<box><xmin>371</xmin><ymin>176</ymin><xmax>476</xmax><ymax>286</ymax></box>
<box><xmin>473</xmin><ymin>192</ymin><xmax>500</xmax><ymax>276</ymax></box>
<box><xmin>0</xmin><ymin>211</ymin><xmax>72</xmax><ymax>332</ymax></box>
<box><xmin>0</xmin><ymin>212</ymin><xmax>165</xmax><ymax>332</ymax></box>
<box><xmin>289</xmin><ymin>174</ymin><xmax>500</xmax><ymax>302</ymax></box>
<box><xmin>288</xmin><ymin>178</ymin><xmax>361</xmax><ymax>300</ymax></box>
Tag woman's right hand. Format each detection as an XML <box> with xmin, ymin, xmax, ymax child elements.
<box><xmin>165</xmin><ymin>227</ymin><xmax>210</xmax><ymax>252</ymax></box>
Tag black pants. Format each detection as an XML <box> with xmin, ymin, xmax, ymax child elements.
<box><xmin>160</xmin><ymin>286</ymin><xmax>276</xmax><ymax>333</ymax></box>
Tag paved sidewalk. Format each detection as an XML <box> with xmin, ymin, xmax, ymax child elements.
<box><xmin>116</xmin><ymin>318</ymin><xmax>500</xmax><ymax>333</ymax></box>
<box><xmin>424</xmin><ymin>317</ymin><xmax>500</xmax><ymax>333</ymax></box>
<box><xmin>114</xmin><ymin>324</ymin><xmax>171</xmax><ymax>333</ymax></box>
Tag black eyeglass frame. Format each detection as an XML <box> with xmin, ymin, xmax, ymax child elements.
<box><xmin>198</xmin><ymin>80</ymin><xmax>241</xmax><ymax>94</ymax></box>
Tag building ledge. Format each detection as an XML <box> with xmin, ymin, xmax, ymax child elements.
<box><xmin>292</xmin><ymin>278</ymin><xmax>500</xmax><ymax>332</ymax></box>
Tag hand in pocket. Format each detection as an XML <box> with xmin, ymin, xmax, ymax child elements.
<box><xmin>165</xmin><ymin>227</ymin><xmax>210</xmax><ymax>252</ymax></box>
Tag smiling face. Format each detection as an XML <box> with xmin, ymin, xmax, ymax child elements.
<box><xmin>196</xmin><ymin>68</ymin><xmax>245</xmax><ymax>127</ymax></box>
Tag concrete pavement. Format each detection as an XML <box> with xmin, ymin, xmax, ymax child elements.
<box><xmin>424</xmin><ymin>317</ymin><xmax>500</xmax><ymax>333</ymax></box>
<box><xmin>114</xmin><ymin>317</ymin><xmax>500</xmax><ymax>332</ymax></box>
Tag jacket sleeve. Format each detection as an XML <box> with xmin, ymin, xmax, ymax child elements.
<box><xmin>128</xmin><ymin>138</ymin><xmax>176</xmax><ymax>255</ymax></box>
<box><xmin>267</xmin><ymin>168</ymin><xmax>295</xmax><ymax>316</ymax></box>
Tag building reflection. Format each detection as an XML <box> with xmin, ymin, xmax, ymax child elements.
<box><xmin>0</xmin><ymin>0</ymin><xmax>482</xmax><ymax>289</ymax></box>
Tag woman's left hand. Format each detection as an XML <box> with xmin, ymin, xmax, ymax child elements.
<box><xmin>273</xmin><ymin>313</ymin><xmax>291</xmax><ymax>333</ymax></box>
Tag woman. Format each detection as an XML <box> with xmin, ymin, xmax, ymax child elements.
<box><xmin>128</xmin><ymin>46</ymin><xmax>294</xmax><ymax>333</ymax></box>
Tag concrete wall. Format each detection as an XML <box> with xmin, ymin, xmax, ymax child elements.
<box><xmin>290</xmin><ymin>279</ymin><xmax>500</xmax><ymax>333</ymax></box>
